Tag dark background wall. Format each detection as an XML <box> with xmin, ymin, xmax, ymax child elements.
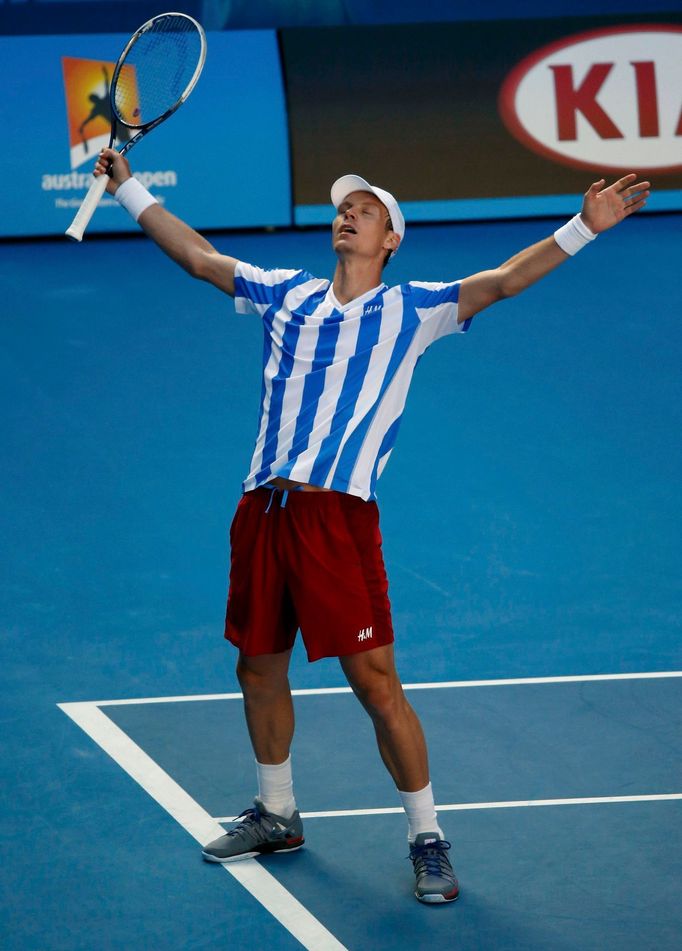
<box><xmin>2</xmin><ymin>0</ymin><xmax>682</xmax><ymax>34</ymax></box>
<box><xmin>281</xmin><ymin>13</ymin><xmax>682</xmax><ymax>207</ymax></box>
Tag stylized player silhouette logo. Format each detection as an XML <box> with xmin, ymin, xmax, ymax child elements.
<box><xmin>78</xmin><ymin>66</ymin><xmax>111</xmax><ymax>153</ymax></box>
<box><xmin>78</xmin><ymin>66</ymin><xmax>131</xmax><ymax>153</ymax></box>
<box><xmin>62</xmin><ymin>57</ymin><xmax>134</xmax><ymax>169</ymax></box>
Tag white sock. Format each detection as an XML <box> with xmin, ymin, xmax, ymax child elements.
<box><xmin>256</xmin><ymin>756</ymin><xmax>297</xmax><ymax>819</ymax></box>
<box><xmin>399</xmin><ymin>782</ymin><xmax>444</xmax><ymax>843</ymax></box>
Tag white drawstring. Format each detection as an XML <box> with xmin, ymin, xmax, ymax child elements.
<box><xmin>264</xmin><ymin>487</ymin><xmax>289</xmax><ymax>513</ymax></box>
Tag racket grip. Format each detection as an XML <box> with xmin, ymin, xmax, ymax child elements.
<box><xmin>65</xmin><ymin>174</ymin><xmax>109</xmax><ymax>242</ymax></box>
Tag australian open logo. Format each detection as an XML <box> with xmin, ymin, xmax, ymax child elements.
<box><xmin>41</xmin><ymin>56</ymin><xmax>177</xmax><ymax>198</ymax></box>
<box><xmin>62</xmin><ymin>56</ymin><xmax>134</xmax><ymax>170</ymax></box>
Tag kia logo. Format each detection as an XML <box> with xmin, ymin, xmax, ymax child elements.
<box><xmin>499</xmin><ymin>25</ymin><xmax>682</xmax><ymax>174</ymax></box>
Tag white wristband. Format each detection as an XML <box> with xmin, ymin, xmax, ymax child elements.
<box><xmin>114</xmin><ymin>177</ymin><xmax>158</xmax><ymax>222</ymax></box>
<box><xmin>553</xmin><ymin>214</ymin><xmax>597</xmax><ymax>256</ymax></box>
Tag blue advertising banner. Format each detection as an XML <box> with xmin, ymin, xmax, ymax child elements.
<box><xmin>0</xmin><ymin>30</ymin><xmax>291</xmax><ymax>238</ymax></box>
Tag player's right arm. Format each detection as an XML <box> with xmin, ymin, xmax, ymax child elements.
<box><xmin>95</xmin><ymin>148</ymin><xmax>238</xmax><ymax>297</ymax></box>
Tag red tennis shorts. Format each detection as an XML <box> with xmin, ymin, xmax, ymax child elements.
<box><xmin>224</xmin><ymin>487</ymin><xmax>394</xmax><ymax>662</ymax></box>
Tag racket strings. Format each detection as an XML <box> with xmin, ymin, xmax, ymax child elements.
<box><xmin>114</xmin><ymin>15</ymin><xmax>203</xmax><ymax>126</ymax></box>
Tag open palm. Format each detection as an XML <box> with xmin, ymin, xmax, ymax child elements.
<box><xmin>581</xmin><ymin>174</ymin><xmax>650</xmax><ymax>234</ymax></box>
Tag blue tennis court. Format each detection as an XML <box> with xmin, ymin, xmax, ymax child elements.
<box><xmin>2</xmin><ymin>212</ymin><xmax>681</xmax><ymax>949</ymax></box>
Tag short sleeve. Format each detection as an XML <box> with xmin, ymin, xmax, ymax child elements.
<box><xmin>407</xmin><ymin>279</ymin><xmax>472</xmax><ymax>339</ymax></box>
<box><xmin>233</xmin><ymin>262</ymin><xmax>310</xmax><ymax>316</ymax></box>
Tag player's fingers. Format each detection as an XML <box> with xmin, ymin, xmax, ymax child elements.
<box><xmin>624</xmin><ymin>188</ymin><xmax>651</xmax><ymax>205</ymax></box>
<box><xmin>98</xmin><ymin>147</ymin><xmax>124</xmax><ymax>179</ymax></box>
<box><xmin>624</xmin><ymin>195</ymin><xmax>647</xmax><ymax>214</ymax></box>
<box><xmin>623</xmin><ymin>181</ymin><xmax>650</xmax><ymax>198</ymax></box>
<box><xmin>624</xmin><ymin>190</ymin><xmax>650</xmax><ymax>207</ymax></box>
<box><xmin>587</xmin><ymin>178</ymin><xmax>606</xmax><ymax>193</ymax></box>
<box><xmin>612</xmin><ymin>172</ymin><xmax>638</xmax><ymax>191</ymax></box>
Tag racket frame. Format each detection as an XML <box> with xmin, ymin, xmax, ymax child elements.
<box><xmin>111</xmin><ymin>12</ymin><xmax>207</xmax><ymax>156</ymax></box>
<box><xmin>65</xmin><ymin>12</ymin><xmax>206</xmax><ymax>242</ymax></box>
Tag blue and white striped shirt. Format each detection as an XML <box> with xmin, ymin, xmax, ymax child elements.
<box><xmin>234</xmin><ymin>262</ymin><xmax>473</xmax><ymax>501</ymax></box>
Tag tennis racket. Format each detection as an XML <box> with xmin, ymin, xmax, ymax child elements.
<box><xmin>65</xmin><ymin>11</ymin><xmax>206</xmax><ymax>242</ymax></box>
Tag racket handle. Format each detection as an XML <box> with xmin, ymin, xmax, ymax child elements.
<box><xmin>65</xmin><ymin>174</ymin><xmax>109</xmax><ymax>242</ymax></box>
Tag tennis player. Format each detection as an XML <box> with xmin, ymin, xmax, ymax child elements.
<box><xmin>94</xmin><ymin>149</ymin><xmax>648</xmax><ymax>903</ymax></box>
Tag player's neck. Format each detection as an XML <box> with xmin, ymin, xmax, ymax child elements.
<box><xmin>332</xmin><ymin>258</ymin><xmax>384</xmax><ymax>306</ymax></box>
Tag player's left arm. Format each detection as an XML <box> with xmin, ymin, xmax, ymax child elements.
<box><xmin>457</xmin><ymin>174</ymin><xmax>650</xmax><ymax>323</ymax></box>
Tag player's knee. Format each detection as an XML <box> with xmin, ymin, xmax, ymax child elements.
<box><xmin>236</xmin><ymin>655</ymin><xmax>286</xmax><ymax>697</ymax></box>
<box><xmin>354</xmin><ymin>673</ymin><xmax>404</xmax><ymax>724</ymax></box>
<box><xmin>235</xmin><ymin>657</ymin><xmax>264</xmax><ymax>692</ymax></box>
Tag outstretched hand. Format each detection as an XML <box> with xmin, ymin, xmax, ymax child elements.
<box><xmin>580</xmin><ymin>174</ymin><xmax>650</xmax><ymax>234</ymax></box>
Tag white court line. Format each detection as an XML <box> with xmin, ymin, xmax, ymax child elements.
<box><xmin>58</xmin><ymin>702</ymin><xmax>347</xmax><ymax>951</ymax></box>
<box><xmin>90</xmin><ymin>669</ymin><xmax>682</xmax><ymax>706</ymax></box>
<box><xmin>58</xmin><ymin>673</ymin><xmax>682</xmax><ymax>947</ymax></box>
<box><xmin>209</xmin><ymin>793</ymin><xmax>675</xmax><ymax>822</ymax></box>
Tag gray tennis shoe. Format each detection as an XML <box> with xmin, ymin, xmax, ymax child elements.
<box><xmin>409</xmin><ymin>833</ymin><xmax>460</xmax><ymax>903</ymax></box>
<box><xmin>202</xmin><ymin>798</ymin><xmax>304</xmax><ymax>863</ymax></box>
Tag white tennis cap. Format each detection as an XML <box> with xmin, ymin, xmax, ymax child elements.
<box><xmin>331</xmin><ymin>174</ymin><xmax>405</xmax><ymax>254</ymax></box>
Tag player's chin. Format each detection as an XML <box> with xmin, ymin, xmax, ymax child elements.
<box><xmin>333</xmin><ymin>234</ymin><xmax>356</xmax><ymax>253</ymax></box>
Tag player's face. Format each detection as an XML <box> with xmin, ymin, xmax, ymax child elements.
<box><xmin>332</xmin><ymin>191</ymin><xmax>395</xmax><ymax>262</ymax></box>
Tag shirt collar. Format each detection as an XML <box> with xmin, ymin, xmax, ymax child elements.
<box><xmin>327</xmin><ymin>282</ymin><xmax>387</xmax><ymax>312</ymax></box>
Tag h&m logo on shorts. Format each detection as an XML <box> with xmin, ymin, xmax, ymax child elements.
<box><xmin>357</xmin><ymin>626</ymin><xmax>373</xmax><ymax>642</ymax></box>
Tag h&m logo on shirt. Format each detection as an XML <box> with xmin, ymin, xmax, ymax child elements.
<box><xmin>357</xmin><ymin>626</ymin><xmax>373</xmax><ymax>642</ymax></box>
<box><xmin>362</xmin><ymin>303</ymin><xmax>382</xmax><ymax>316</ymax></box>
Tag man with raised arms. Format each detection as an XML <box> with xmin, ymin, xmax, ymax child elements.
<box><xmin>94</xmin><ymin>147</ymin><xmax>648</xmax><ymax>903</ymax></box>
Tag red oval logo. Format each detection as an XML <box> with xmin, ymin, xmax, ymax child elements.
<box><xmin>499</xmin><ymin>25</ymin><xmax>682</xmax><ymax>174</ymax></box>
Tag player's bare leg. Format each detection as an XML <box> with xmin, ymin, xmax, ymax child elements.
<box><xmin>236</xmin><ymin>648</ymin><xmax>295</xmax><ymax>764</ymax></box>
<box><xmin>202</xmin><ymin>647</ymin><xmax>302</xmax><ymax>863</ymax></box>
<box><xmin>339</xmin><ymin>643</ymin><xmax>429</xmax><ymax>791</ymax></box>
<box><xmin>340</xmin><ymin>643</ymin><xmax>459</xmax><ymax>903</ymax></box>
